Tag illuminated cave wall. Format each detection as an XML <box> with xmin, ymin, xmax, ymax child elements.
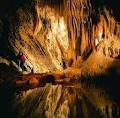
<box><xmin>8</xmin><ymin>0</ymin><xmax>120</xmax><ymax>73</ymax></box>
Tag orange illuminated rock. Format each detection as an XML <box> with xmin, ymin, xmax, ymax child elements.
<box><xmin>28</xmin><ymin>77</ymin><xmax>39</xmax><ymax>86</ymax></box>
<box><xmin>54</xmin><ymin>73</ymin><xmax>64</xmax><ymax>80</ymax></box>
<box><xmin>15</xmin><ymin>80</ymin><xmax>27</xmax><ymax>86</ymax></box>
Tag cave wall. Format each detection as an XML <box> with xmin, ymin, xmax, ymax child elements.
<box><xmin>5</xmin><ymin>0</ymin><xmax>120</xmax><ymax>73</ymax></box>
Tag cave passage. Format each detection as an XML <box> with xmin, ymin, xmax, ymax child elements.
<box><xmin>0</xmin><ymin>0</ymin><xmax>120</xmax><ymax>118</ymax></box>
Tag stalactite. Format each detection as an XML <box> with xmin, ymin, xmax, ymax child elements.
<box><xmin>10</xmin><ymin>0</ymin><xmax>120</xmax><ymax>71</ymax></box>
<box><xmin>33</xmin><ymin>0</ymin><xmax>120</xmax><ymax>59</ymax></box>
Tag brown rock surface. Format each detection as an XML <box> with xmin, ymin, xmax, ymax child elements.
<box><xmin>28</xmin><ymin>77</ymin><xmax>39</xmax><ymax>86</ymax></box>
